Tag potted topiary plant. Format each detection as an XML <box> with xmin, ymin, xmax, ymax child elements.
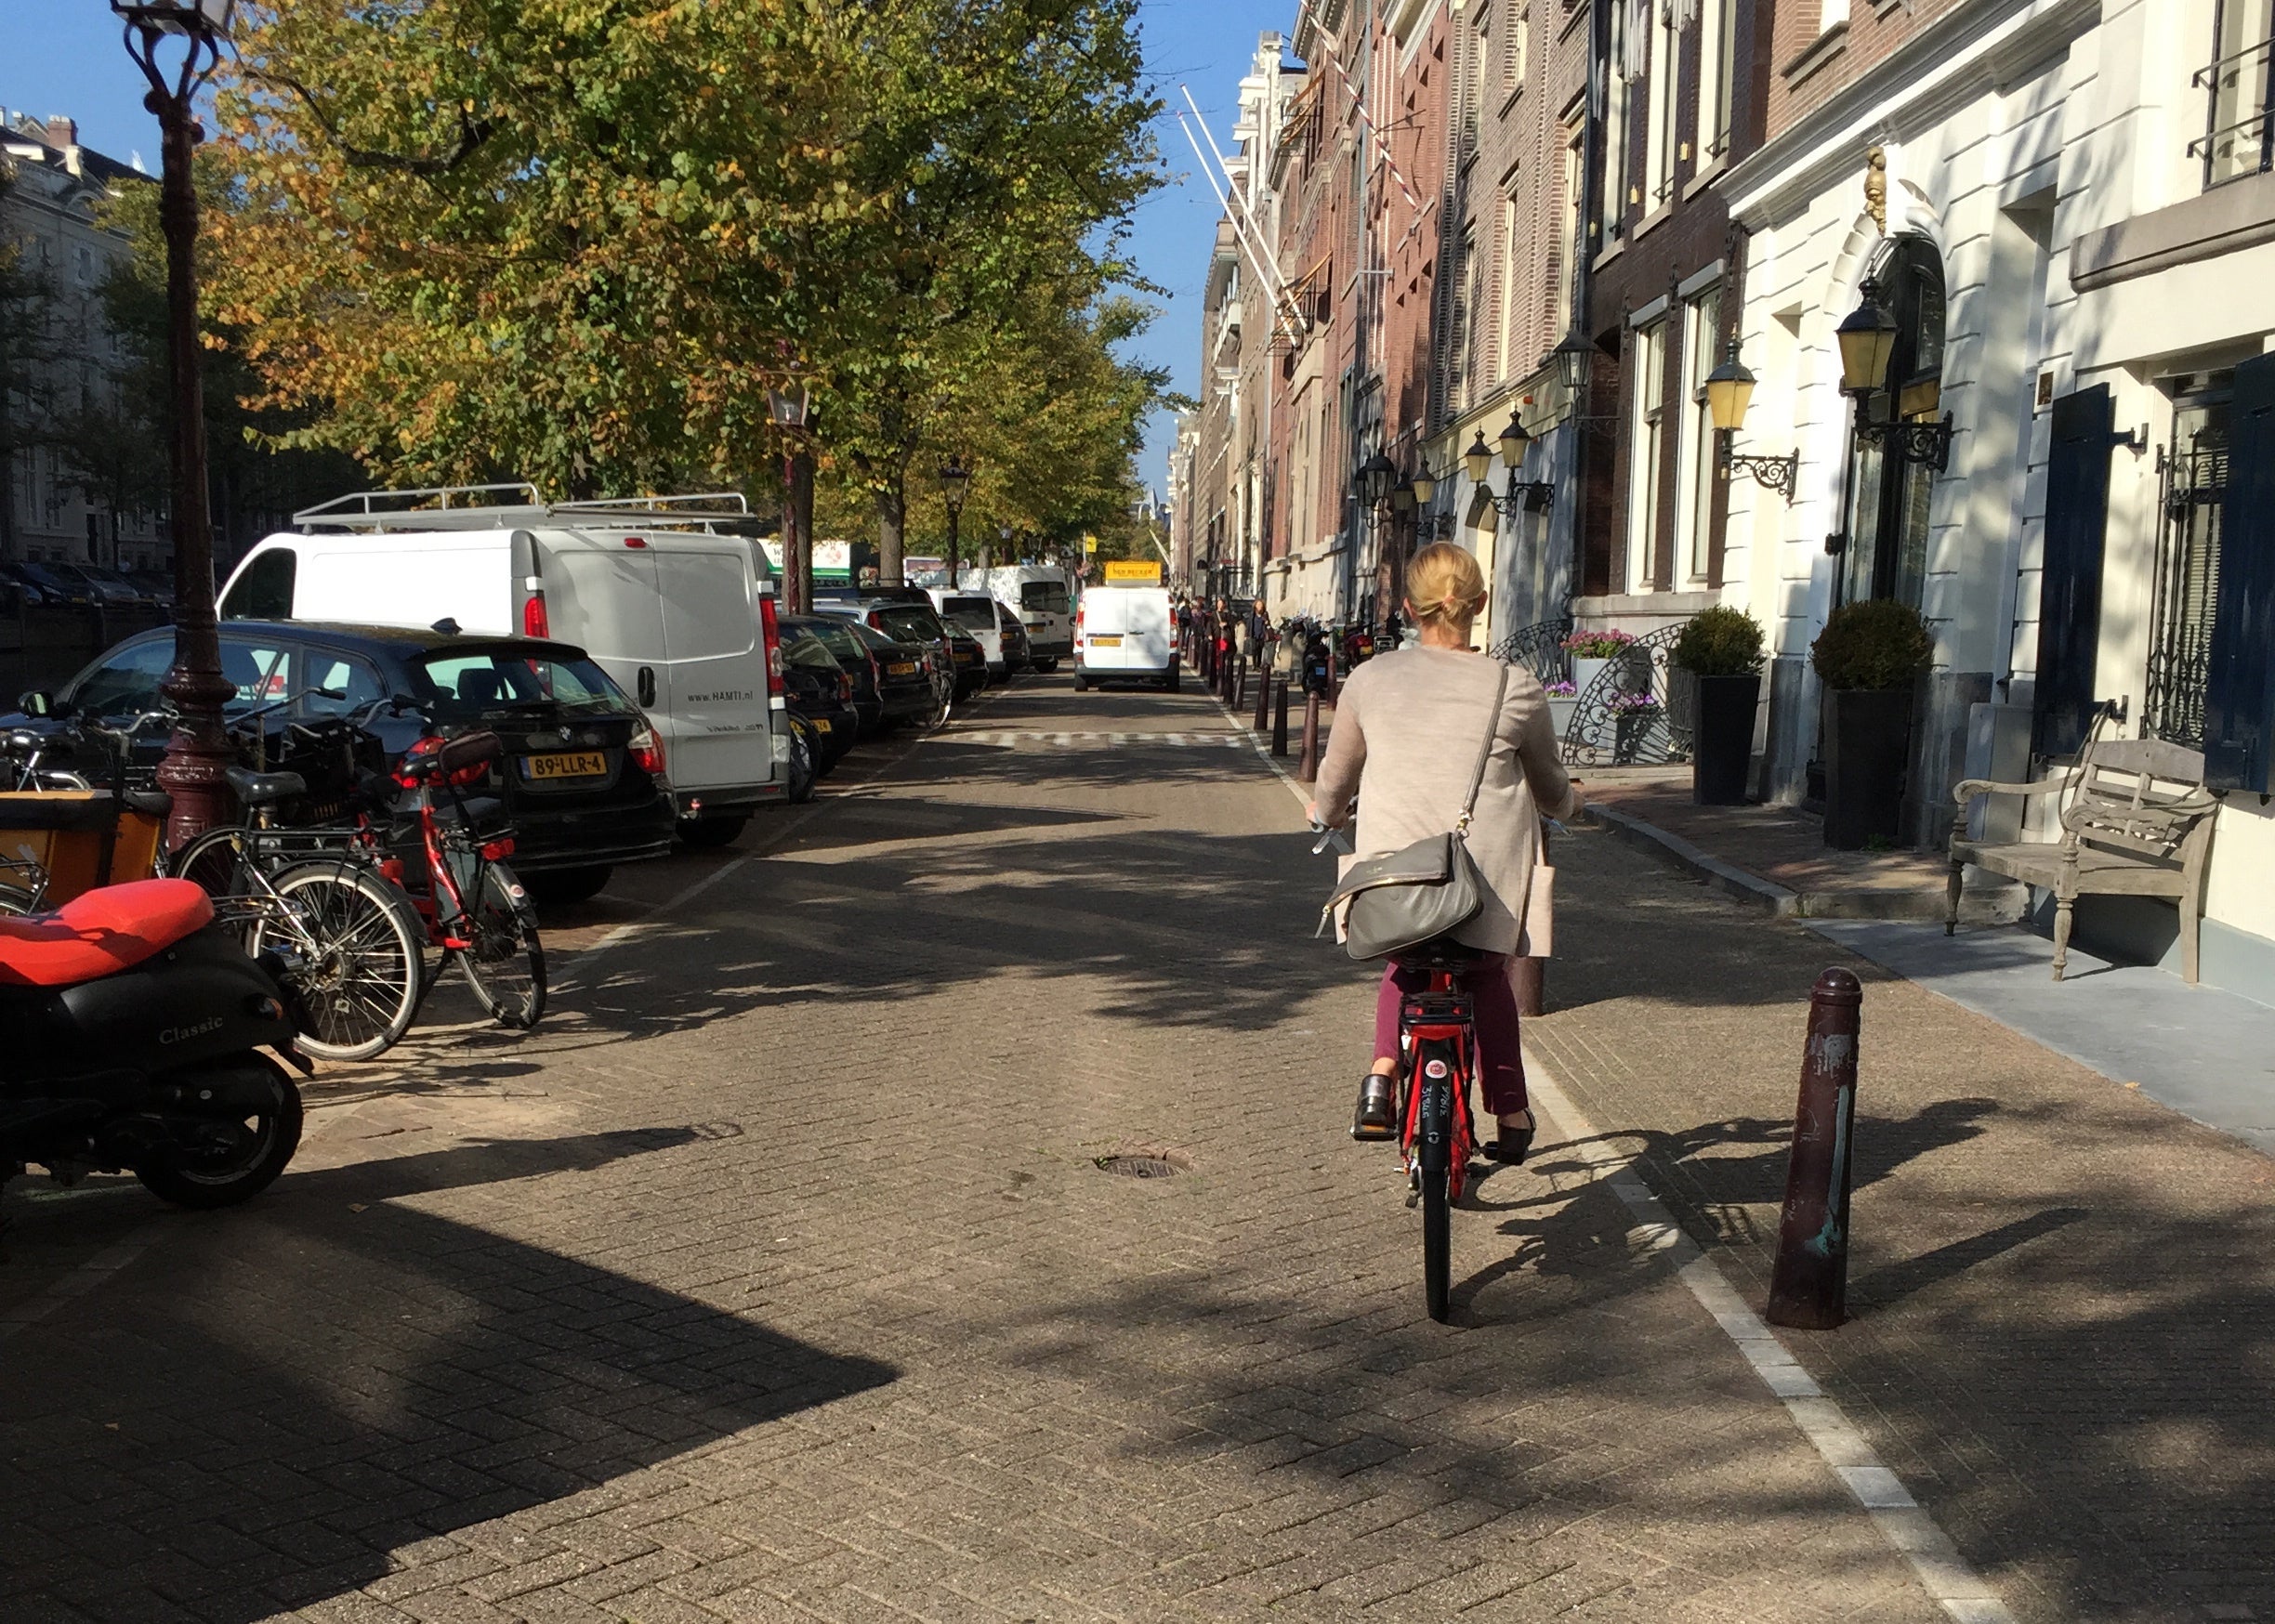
<box><xmin>1809</xmin><ymin>599</ymin><xmax>1934</xmax><ymax>849</ymax></box>
<box><xmin>1674</xmin><ymin>606</ymin><xmax>1766</xmax><ymax>805</ymax></box>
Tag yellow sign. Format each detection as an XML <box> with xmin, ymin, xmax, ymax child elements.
<box><xmin>1083</xmin><ymin>533</ymin><xmax>1098</xmax><ymax>555</ymax></box>
<box><xmin>1103</xmin><ymin>559</ymin><xmax>1163</xmax><ymax>583</ymax></box>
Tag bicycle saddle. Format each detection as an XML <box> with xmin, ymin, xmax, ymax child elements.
<box><xmin>124</xmin><ymin>788</ymin><xmax>172</xmax><ymax>818</ymax></box>
<box><xmin>1391</xmin><ymin>938</ymin><xmax>1485</xmax><ymax>973</ymax></box>
<box><xmin>0</xmin><ymin>879</ymin><xmax>214</xmax><ymax>988</ymax></box>
<box><xmin>224</xmin><ymin>766</ymin><xmax>308</xmax><ymax>807</ymax></box>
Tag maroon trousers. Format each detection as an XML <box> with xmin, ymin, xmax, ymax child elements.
<box><xmin>1372</xmin><ymin>955</ymin><xmax>1528</xmax><ymax>1117</ymax></box>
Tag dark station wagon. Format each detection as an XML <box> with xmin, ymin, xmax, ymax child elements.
<box><xmin>9</xmin><ymin>621</ymin><xmax>676</xmax><ymax>903</ymax></box>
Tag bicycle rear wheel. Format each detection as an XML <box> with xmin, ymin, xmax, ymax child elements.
<box><xmin>258</xmin><ymin>862</ymin><xmax>424</xmax><ymax>1062</ymax></box>
<box><xmin>1421</xmin><ymin>1167</ymin><xmax>1451</xmax><ymax>1323</ymax></box>
<box><xmin>459</xmin><ymin>863</ymin><xmax>546</xmax><ymax>1029</ymax></box>
<box><xmin>171</xmin><ymin>826</ymin><xmax>250</xmax><ymax>897</ymax></box>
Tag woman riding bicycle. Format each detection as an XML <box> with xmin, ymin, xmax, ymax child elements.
<box><xmin>1309</xmin><ymin>543</ymin><xmax>1577</xmax><ymax>1160</ymax></box>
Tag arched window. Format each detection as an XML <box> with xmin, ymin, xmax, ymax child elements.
<box><xmin>1840</xmin><ymin>234</ymin><xmax>1946</xmax><ymax>609</ymax></box>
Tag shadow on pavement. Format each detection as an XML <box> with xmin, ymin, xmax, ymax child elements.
<box><xmin>0</xmin><ymin>1125</ymin><xmax>897</xmax><ymax>1623</ymax></box>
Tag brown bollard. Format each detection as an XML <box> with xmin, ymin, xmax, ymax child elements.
<box><xmin>1296</xmin><ymin>692</ymin><xmax>1322</xmax><ymax>782</ymax></box>
<box><xmin>1765</xmin><ymin>968</ymin><xmax>1864</xmax><ymax>1330</ymax></box>
<box><xmin>1231</xmin><ymin>650</ymin><xmax>1245</xmax><ymax>710</ymax></box>
<box><xmin>1272</xmin><ymin>678</ymin><xmax>1290</xmax><ymax>756</ymax></box>
<box><xmin>1254</xmin><ymin>661</ymin><xmax>1271</xmax><ymax>730</ymax></box>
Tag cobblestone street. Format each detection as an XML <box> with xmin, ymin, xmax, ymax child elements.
<box><xmin>1</xmin><ymin>674</ymin><xmax>2266</xmax><ymax>1624</ymax></box>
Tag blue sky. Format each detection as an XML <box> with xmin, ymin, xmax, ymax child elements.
<box><xmin>0</xmin><ymin>0</ymin><xmax>1291</xmax><ymax>498</ymax></box>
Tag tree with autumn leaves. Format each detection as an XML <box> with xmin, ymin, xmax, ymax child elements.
<box><xmin>202</xmin><ymin>0</ymin><xmax>1166</xmax><ymax>578</ymax></box>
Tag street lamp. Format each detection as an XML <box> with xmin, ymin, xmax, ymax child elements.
<box><xmin>1835</xmin><ymin>277</ymin><xmax>1953</xmax><ymax>472</ymax></box>
<box><xmin>937</xmin><ymin>454</ymin><xmax>972</xmax><ymax>584</ymax></box>
<box><xmin>1550</xmin><ymin>328</ymin><xmax>1597</xmax><ymax>397</ymax></box>
<box><xmin>1464</xmin><ymin>431</ymin><xmax>1493</xmax><ymax>484</ymax></box>
<box><xmin>1496</xmin><ymin>413</ymin><xmax>1531</xmax><ymax>466</ymax></box>
<box><xmin>114</xmin><ymin>0</ymin><xmax>237</xmax><ymax>851</ymax></box>
<box><xmin>1354</xmin><ymin>451</ymin><xmax>1399</xmax><ymax>509</ymax></box>
<box><xmin>1703</xmin><ymin>338</ymin><xmax>1798</xmax><ymax>499</ymax></box>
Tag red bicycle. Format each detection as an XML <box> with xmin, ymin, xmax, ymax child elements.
<box><xmin>1313</xmin><ymin>820</ymin><xmax>1480</xmax><ymax>1325</ymax></box>
<box><xmin>366</xmin><ymin>728</ymin><xmax>546</xmax><ymax>1029</ymax></box>
<box><xmin>1386</xmin><ymin>940</ymin><xmax>1484</xmax><ymax>1323</ymax></box>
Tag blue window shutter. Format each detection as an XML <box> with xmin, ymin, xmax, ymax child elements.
<box><xmin>2205</xmin><ymin>352</ymin><xmax>2275</xmax><ymax>793</ymax></box>
<box><xmin>2033</xmin><ymin>385</ymin><xmax>2114</xmax><ymax>757</ymax></box>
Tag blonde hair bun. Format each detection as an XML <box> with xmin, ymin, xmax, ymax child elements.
<box><xmin>1406</xmin><ymin>542</ymin><xmax>1490</xmax><ymax>625</ymax></box>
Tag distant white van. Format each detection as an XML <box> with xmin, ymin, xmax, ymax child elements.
<box><xmin>217</xmin><ymin>485</ymin><xmax>790</xmax><ymax>845</ymax></box>
<box><xmin>1073</xmin><ymin>584</ymin><xmax>1177</xmax><ymax>691</ymax></box>
<box><xmin>980</xmin><ymin>566</ymin><xmax>1074</xmax><ymax>668</ymax></box>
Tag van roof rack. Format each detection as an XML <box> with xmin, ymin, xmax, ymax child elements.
<box><xmin>294</xmin><ymin>484</ymin><xmax>761</xmax><ymax>535</ymax></box>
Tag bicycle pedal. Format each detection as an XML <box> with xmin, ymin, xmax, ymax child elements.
<box><xmin>1348</xmin><ymin>1122</ymin><xmax>1396</xmax><ymax>1143</ymax></box>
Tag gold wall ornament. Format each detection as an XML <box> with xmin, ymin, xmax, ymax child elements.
<box><xmin>1864</xmin><ymin>146</ymin><xmax>1887</xmax><ymax>235</ymax></box>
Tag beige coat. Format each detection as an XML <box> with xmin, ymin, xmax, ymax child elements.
<box><xmin>1314</xmin><ymin>648</ymin><xmax>1577</xmax><ymax>956</ymax></box>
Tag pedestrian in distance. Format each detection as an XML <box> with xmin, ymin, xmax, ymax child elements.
<box><xmin>1308</xmin><ymin>543</ymin><xmax>1577</xmax><ymax>1160</ymax></box>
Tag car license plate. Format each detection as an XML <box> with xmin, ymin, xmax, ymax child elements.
<box><xmin>811</xmin><ymin>718</ymin><xmax>833</xmax><ymax>734</ymax></box>
<box><xmin>524</xmin><ymin>751</ymin><xmax>608</xmax><ymax>781</ymax></box>
<box><xmin>1088</xmin><ymin>635</ymin><xmax>1122</xmax><ymax>647</ymax></box>
<box><xmin>888</xmin><ymin>661</ymin><xmax>917</xmax><ymax>675</ymax></box>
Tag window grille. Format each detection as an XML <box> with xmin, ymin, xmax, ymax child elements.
<box><xmin>2191</xmin><ymin>0</ymin><xmax>2275</xmax><ymax>189</ymax></box>
<box><xmin>2146</xmin><ymin>396</ymin><xmax>2229</xmax><ymax>749</ymax></box>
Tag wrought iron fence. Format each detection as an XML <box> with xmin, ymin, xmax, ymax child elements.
<box><xmin>1562</xmin><ymin>623</ymin><xmax>1694</xmax><ymax>768</ymax></box>
<box><xmin>2146</xmin><ymin>440</ymin><xmax>2227</xmax><ymax>750</ymax></box>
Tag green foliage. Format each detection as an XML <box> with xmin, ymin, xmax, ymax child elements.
<box><xmin>1674</xmin><ymin>605</ymin><xmax>1766</xmax><ymax>676</ymax></box>
<box><xmin>1809</xmin><ymin>599</ymin><xmax>1935</xmax><ymax>691</ymax></box>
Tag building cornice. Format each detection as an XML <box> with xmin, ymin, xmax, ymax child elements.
<box><xmin>1722</xmin><ymin>0</ymin><xmax>2100</xmax><ymax>230</ymax></box>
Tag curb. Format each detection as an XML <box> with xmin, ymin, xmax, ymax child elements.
<box><xmin>1586</xmin><ymin>800</ymin><xmax>1803</xmax><ymax>916</ymax></box>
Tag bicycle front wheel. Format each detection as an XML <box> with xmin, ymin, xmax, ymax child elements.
<box><xmin>1422</xmin><ymin>1167</ymin><xmax>1451</xmax><ymax>1324</ymax></box>
<box><xmin>459</xmin><ymin>863</ymin><xmax>546</xmax><ymax>1029</ymax></box>
<box><xmin>258</xmin><ymin>862</ymin><xmax>425</xmax><ymax>1063</ymax></box>
<box><xmin>171</xmin><ymin>826</ymin><xmax>252</xmax><ymax>898</ymax></box>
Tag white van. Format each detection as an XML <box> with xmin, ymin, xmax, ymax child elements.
<box><xmin>218</xmin><ymin>485</ymin><xmax>790</xmax><ymax>845</ymax></box>
<box><xmin>1073</xmin><ymin>584</ymin><xmax>1177</xmax><ymax>691</ymax></box>
<box><xmin>980</xmin><ymin>566</ymin><xmax>1074</xmax><ymax>669</ymax></box>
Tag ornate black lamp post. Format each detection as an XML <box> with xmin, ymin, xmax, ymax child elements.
<box><xmin>937</xmin><ymin>455</ymin><xmax>972</xmax><ymax>585</ymax></box>
<box><xmin>115</xmin><ymin>0</ymin><xmax>236</xmax><ymax>850</ymax></box>
<box><xmin>769</xmin><ymin>376</ymin><xmax>814</xmax><ymax>612</ymax></box>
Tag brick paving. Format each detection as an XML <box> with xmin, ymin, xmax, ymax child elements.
<box><xmin>0</xmin><ymin>674</ymin><xmax>2073</xmax><ymax>1624</ymax></box>
<box><xmin>1528</xmin><ymin>828</ymin><xmax>2275</xmax><ymax>1624</ymax></box>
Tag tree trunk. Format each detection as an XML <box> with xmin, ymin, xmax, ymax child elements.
<box><xmin>875</xmin><ymin>475</ymin><xmax>907</xmax><ymax>585</ymax></box>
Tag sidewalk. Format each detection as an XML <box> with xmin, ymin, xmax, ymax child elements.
<box><xmin>1576</xmin><ymin>771</ymin><xmax>2275</xmax><ymax>1156</ymax></box>
<box><xmin>1528</xmin><ymin>826</ymin><xmax>2275</xmax><ymax>1623</ymax></box>
<box><xmin>1581</xmin><ymin>768</ymin><xmax>2022</xmax><ymax>923</ymax></box>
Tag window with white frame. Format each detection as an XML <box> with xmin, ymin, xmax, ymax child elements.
<box><xmin>1605</xmin><ymin>0</ymin><xmax>1635</xmax><ymax>234</ymax></box>
<box><xmin>1696</xmin><ymin>0</ymin><xmax>1738</xmax><ymax>164</ymax></box>
<box><xmin>1510</xmin><ymin>7</ymin><xmax>1530</xmax><ymax>91</ymax></box>
<box><xmin>1465</xmin><ymin>8</ymin><xmax>1491</xmax><ymax>149</ymax></box>
<box><xmin>1646</xmin><ymin>0</ymin><xmax>1680</xmax><ymax>206</ymax></box>
<box><xmin>1627</xmin><ymin>321</ymin><xmax>1667</xmax><ymax>591</ymax></box>
<box><xmin>1497</xmin><ymin>191</ymin><xmax>1520</xmax><ymax>383</ymax></box>
<box><xmin>1678</xmin><ymin>286</ymin><xmax>1722</xmax><ymax>582</ymax></box>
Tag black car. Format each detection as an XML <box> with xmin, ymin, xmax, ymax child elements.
<box><xmin>994</xmin><ymin>600</ymin><xmax>1032</xmax><ymax>672</ymax></box>
<box><xmin>9</xmin><ymin>621</ymin><xmax>676</xmax><ymax>902</ymax></box>
<box><xmin>810</xmin><ymin>604</ymin><xmax>954</xmax><ymax>727</ymax></box>
<box><xmin>779</xmin><ymin>624</ymin><xmax>862</xmax><ymax>777</ymax></box>
<box><xmin>940</xmin><ymin>620</ymin><xmax>988</xmax><ymax>701</ymax></box>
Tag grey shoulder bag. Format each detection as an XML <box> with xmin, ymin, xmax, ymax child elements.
<box><xmin>1320</xmin><ymin>661</ymin><xmax>1508</xmax><ymax>962</ymax></box>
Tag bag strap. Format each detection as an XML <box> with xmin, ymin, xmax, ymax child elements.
<box><xmin>1454</xmin><ymin>660</ymin><xmax>1511</xmax><ymax>836</ymax></box>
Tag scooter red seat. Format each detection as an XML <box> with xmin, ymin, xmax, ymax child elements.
<box><xmin>0</xmin><ymin>880</ymin><xmax>217</xmax><ymax>989</ymax></box>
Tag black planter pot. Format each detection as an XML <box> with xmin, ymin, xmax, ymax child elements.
<box><xmin>1690</xmin><ymin>674</ymin><xmax>1760</xmax><ymax>805</ymax></box>
<box><xmin>1823</xmin><ymin>688</ymin><xmax>1913</xmax><ymax>849</ymax></box>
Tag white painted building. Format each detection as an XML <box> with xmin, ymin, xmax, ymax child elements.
<box><xmin>1719</xmin><ymin>0</ymin><xmax>2275</xmax><ymax>1004</ymax></box>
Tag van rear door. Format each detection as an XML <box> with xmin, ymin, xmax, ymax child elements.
<box><xmin>542</xmin><ymin>529</ymin><xmax>673</xmax><ymax>732</ymax></box>
<box><xmin>648</xmin><ymin>536</ymin><xmax>774</xmax><ymax>803</ymax></box>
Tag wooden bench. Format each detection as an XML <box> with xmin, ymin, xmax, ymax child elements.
<box><xmin>1947</xmin><ymin>735</ymin><xmax>2220</xmax><ymax>982</ymax></box>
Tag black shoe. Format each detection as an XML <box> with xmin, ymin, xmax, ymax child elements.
<box><xmin>1483</xmin><ymin>1117</ymin><xmax>1535</xmax><ymax>1164</ymax></box>
<box><xmin>1350</xmin><ymin>1074</ymin><xmax>1397</xmax><ymax>1141</ymax></box>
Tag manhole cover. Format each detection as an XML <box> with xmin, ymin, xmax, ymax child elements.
<box><xmin>1095</xmin><ymin>1154</ymin><xmax>1182</xmax><ymax>1179</ymax></box>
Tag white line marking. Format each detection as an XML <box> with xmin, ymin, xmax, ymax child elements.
<box><xmin>1254</xmin><ymin>755</ymin><xmax>2012</xmax><ymax>1624</ymax></box>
